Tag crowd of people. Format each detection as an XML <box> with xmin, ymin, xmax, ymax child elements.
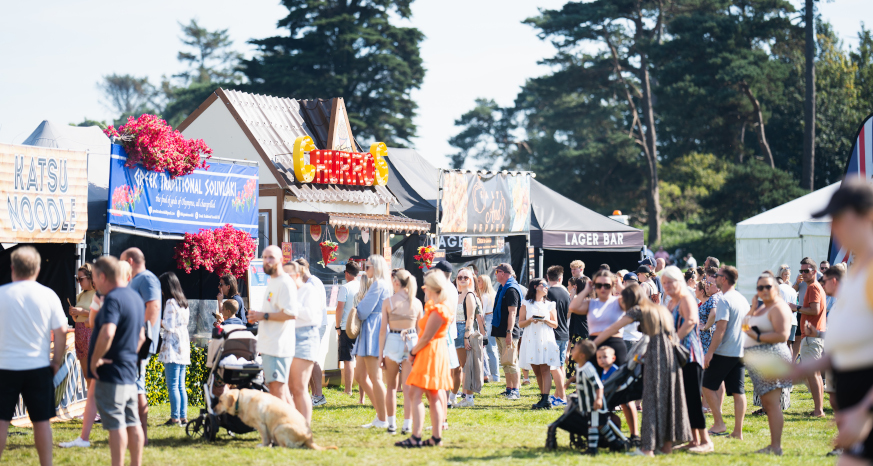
<box><xmin>4</xmin><ymin>181</ymin><xmax>873</xmax><ymax>464</ymax></box>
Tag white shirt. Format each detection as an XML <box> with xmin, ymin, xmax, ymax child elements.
<box><xmin>778</xmin><ymin>283</ymin><xmax>799</xmax><ymax>325</ymax></box>
<box><xmin>0</xmin><ymin>281</ymin><xmax>67</xmax><ymax>370</ymax></box>
<box><xmin>686</xmin><ymin>256</ymin><xmax>697</xmax><ymax>269</ymax></box>
<box><xmin>446</xmin><ymin>280</ymin><xmax>460</xmax><ymax>339</ymax></box>
<box><xmin>258</xmin><ymin>274</ymin><xmax>298</xmax><ymax>357</ymax></box>
<box><xmin>306</xmin><ymin>275</ymin><xmax>329</xmax><ymax>328</ymax></box>
<box><xmin>825</xmin><ymin>264</ymin><xmax>873</xmax><ymax>370</ymax></box>
<box><xmin>297</xmin><ymin>280</ymin><xmax>324</xmax><ymax>328</ymax></box>
<box><xmin>338</xmin><ymin>278</ymin><xmax>361</xmax><ymax>330</ymax></box>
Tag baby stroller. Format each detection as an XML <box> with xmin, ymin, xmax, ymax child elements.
<box><xmin>545</xmin><ymin>336</ymin><xmax>648</xmax><ymax>453</ymax></box>
<box><xmin>186</xmin><ymin>324</ymin><xmax>267</xmax><ymax>441</ymax></box>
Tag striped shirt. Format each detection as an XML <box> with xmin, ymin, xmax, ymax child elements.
<box><xmin>575</xmin><ymin>361</ymin><xmax>603</xmax><ymax>413</ymax></box>
<box><xmin>673</xmin><ymin>303</ymin><xmax>704</xmax><ymax>364</ymax></box>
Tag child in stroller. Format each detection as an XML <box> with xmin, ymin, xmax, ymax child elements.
<box><xmin>545</xmin><ymin>337</ymin><xmax>647</xmax><ymax>455</ymax></box>
<box><xmin>186</xmin><ymin>323</ymin><xmax>267</xmax><ymax>441</ymax></box>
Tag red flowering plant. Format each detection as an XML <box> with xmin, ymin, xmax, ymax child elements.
<box><xmin>174</xmin><ymin>224</ymin><xmax>256</xmax><ymax>278</ymax></box>
<box><xmin>319</xmin><ymin>241</ymin><xmax>339</xmax><ymax>267</ymax></box>
<box><xmin>110</xmin><ymin>184</ymin><xmax>143</xmax><ymax>215</ymax></box>
<box><xmin>232</xmin><ymin>179</ymin><xmax>257</xmax><ymax>211</ymax></box>
<box><xmin>105</xmin><ymin>114</ymin><xmax>212</xmax><ymax>179</ymax></box>
<box><xmin>414</xmin><ymin>245</ymin><xmax>436</xmax><ymax>269</ymax></box>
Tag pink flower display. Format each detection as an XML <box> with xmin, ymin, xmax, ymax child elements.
<box><xmin>174</xmin><ymin>224</ymin><xmax>256</xmax><ymax>278</ymax></box>
<box><xmin>110</xmin><ymin>184</ymin><xmax>143</xmax><ymax>215</ymax></box>
<box><xmin>232</xmin><ymin>179</ymin><xmax>257</xmax><ymax>211</ymax></box>
<box><xmin>105</xmin><ymin>114</ymin><xmax>212</xmax><ymax>179</ymax></box>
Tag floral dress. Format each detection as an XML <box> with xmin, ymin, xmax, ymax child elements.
<box><xmin>159</xmin><ymin>299</ymin><xmax>191</xmax><ymax>365</ymax></box>
<box><xmin>697</xmin><ymin>292</ymin><xmax>722</xmax><ymax>354</ymax></box>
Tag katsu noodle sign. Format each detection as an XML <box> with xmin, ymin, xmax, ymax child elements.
<box><xmin>0</xmin><ymin>144</ymin><xmax>87</xmax><ymax>243</ymax></box>
<box><xmin>440</xmin><ymin>171</ymin><xmax>531</xmax><ymax>235</ymax></box>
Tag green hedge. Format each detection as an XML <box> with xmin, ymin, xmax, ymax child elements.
<box><xmin>145</xmin><ymin>342</ymin><xmax>209</xmax><ymax>406</ymax></box>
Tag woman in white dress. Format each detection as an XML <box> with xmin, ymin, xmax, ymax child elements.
<box><xmin>518</xmin><ymin>278</ymin><xmax>560</xmax><ymax>410</ymax></box>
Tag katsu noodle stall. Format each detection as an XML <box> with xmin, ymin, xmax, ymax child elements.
<box><xmin>0</xmin><ymin>141</ymin><xmax>89</xmax><ymax>425</ymax></box>
<box><xmin>177</xmin><ymin>90</ymin><xmax>430</xmax><ymax>374</ymax></box>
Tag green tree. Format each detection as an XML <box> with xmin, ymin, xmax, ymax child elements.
<box><xmin>240</xmin><ymin>0</ymin><xmax>425</xmax><ymax>146</ymax></box>
<box><xmin>97</xmin><ymin>74</ymin><xmax>160</xmax><ymax>125</ymax></box>
<box><xmin>851</xmin><ymin>24</ymin><xmax>873</xmax><ymax>116</ymax></box>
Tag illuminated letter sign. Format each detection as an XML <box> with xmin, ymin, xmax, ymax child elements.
<box><xmin>295</xmin><ymin>136</ymin><xmax>389</xmax><ymax>186</ymax></box>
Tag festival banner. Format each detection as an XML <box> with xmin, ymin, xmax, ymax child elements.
<box><xmin>440</xmin><ymin>172</ymin><xmax>531</xmax><ymax>235</ymax></box>
<box><xmin>0</xmin><ymin>144</ymin><xmax>88</xmax><ymax>243</ymax></box>
<box><xmin>107</xmin><ymin>144</ymin><xmax>258</xmax><ymax>236</ymax></box>
<box><xmin>829</xmin><ymin>114</ymin><xmax>873</xmax><ymax>265</ymax></box>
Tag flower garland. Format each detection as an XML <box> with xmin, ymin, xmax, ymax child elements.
<box><xmin>105</xmin><ymin>114</ymin><xmax>212</xmax><ymax>179</ymax></box>
<box><xmin>174</xmin><ymin>224</ymin><xmax>256</xmax><ymax>278</ymax></box>
<box><xmin>319</xmin><ymin>241</ymin><xmax>339</xmax><ymax>267</ymax></box>
<box><xmin>414</xmin><ymin>245</ymin><xmax>436</xmax><ymax>269</ymax></box>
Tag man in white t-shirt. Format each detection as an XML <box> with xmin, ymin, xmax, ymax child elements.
<box><xmin>248</xmin><ymin>246</ymin><xmax>298</xmax><ymax>405</ymax></box>
<box><xmin>335</xmin><ymin>262</ymin><xmax>361</xmax><ymax>396</ymax></box>
<box><xmin>295</xmin><ymin>259</ymin><xmax>329</xmax><ymax>410</ymax></box>
<box><xmin>0</xmin><ymin>247</ymin><xmax>67</xmax><ymax>466</ymax></box>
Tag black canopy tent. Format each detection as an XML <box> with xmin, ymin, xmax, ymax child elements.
<box><xmin>384</xmin><ymin>149</ymin><xmax>526</xmax><ymax>288</ymax></box>
<box><xmin>530</xmin><ymin>180</ymin><xmax>644</xmax><ymax>277</ymax></box>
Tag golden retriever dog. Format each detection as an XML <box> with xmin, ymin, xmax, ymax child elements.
<box><xmin>215</xmin><ymin>389</ymin><xmax>336</xmax><ymax>450</ymax></box>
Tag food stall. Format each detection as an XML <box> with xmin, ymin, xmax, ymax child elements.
<box><xmin>176</xmin><ymin>90</ymin><xmax>430</xmax><ymax>374</ymax></box>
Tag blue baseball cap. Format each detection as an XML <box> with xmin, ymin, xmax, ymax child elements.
<box><xmin>623</xmin><ymin>272</ymin><xmax>639</xmax><ymax>282</ymax></box>
<box><xmin>638</xmin><ymin>257</ymin><xmax>655</xmax><ymax>267</ymax></box>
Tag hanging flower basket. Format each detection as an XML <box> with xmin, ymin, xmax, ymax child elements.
<box><xmin>414</xmin><ymin>245</ymin><xmax>436</xmax><ymax>269</ymax></box>
<box><xmin>105</xmin><ymin>114</ymin><xmax>212</xmax><ymax>179</ymax></box>
<box><xmin>174</xmin><ymin>224</ymin><xmax>256</xmax><ymax>278</ymax></box>
<box><xmin>319</xmin><ymin>241</ymin><xmax>339</xmax><ymax>267</ymax></box>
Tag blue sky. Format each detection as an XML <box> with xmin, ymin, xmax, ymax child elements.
<box><xmin>0</xmin><ymin>0</ymin><xmax>869</xmax><ymax>169</ymax></box>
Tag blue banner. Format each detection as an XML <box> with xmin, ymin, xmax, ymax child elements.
<box><xmin>107</xmin><ymin>144</ymin><xmax>258</xmax><ymax>236</ymax></box>
<box><xmin>828</xmin><ymin>114</ymin><xmax>873</xmax><ymax>264</ymax></box>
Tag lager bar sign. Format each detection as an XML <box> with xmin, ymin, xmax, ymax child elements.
<box><xmin>0</xmin><ymin>144</ymin><xmax>87</xmax><ymax>243</ymax></box>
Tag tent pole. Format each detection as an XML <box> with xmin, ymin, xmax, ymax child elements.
<box><xmin>103</xmin><ymin>223</ymin><xmax>111</xmax><ymax>256</ymax></box>
<box><xmin>538</xmin><ymin>247</ymin><xmax>543</xmax><ymax>279</ymax></box>
<box><xmin>435</xmin><ymin>169</ymin><xmax>443</xmax><ymax>240</ymax></box>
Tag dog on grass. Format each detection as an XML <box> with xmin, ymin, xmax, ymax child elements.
<box><xmin>215</xmin><ymin>388</ymin><xmax>336</xmax><ymax>450</ymax></box>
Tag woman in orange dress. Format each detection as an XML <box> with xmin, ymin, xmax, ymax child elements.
<box><xmin>396</xmin><ymin>271</ymin><xmax>453</xmax><ymax>448</ymax></box>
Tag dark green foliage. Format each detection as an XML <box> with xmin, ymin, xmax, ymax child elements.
<box><xmin>240</xmin><ymin>0</ymin><xmax>425</xmax><ymax>146</ymax></box>
<box><xmin>146</xmin><ymin>342</ymin><xmax>209</xmax><ymax>407</ymax></box>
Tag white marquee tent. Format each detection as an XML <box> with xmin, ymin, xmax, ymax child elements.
<box><xmin>735</xmin><ymin>182</ymin><xmax>839</xmax><ymax>301</ymax></box>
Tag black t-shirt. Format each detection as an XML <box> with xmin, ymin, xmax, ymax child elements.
<box><xmin>568</xmin><ymin>292</ymin><xmax>590</xmax><ymax>339</ymax></box>
<box><xmin>548</xmin><ymin>286</ymin><xmax>571</xmax><ymax>341</ymax></box>
<box><xmin>492</xmin><ymin>287</ymin><xmax>522</xmax><ymax>340</ymax></box>
<box><xmin>88</xmin><ymin>287</ymin><xmax>145</xmax><ymax>384</ymax></box>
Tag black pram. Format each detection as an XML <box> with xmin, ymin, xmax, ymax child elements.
<box><xmin>545</xmin><ymin>336</ymin><xmax>648</xmax><ymax>453</ymax></box>
<box><xmin>187</xmin><ymin>325</ymin><xmax>267</xmax><ymax>441</ymax></box>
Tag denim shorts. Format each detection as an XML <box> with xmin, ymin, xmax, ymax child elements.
<box><xmin>454</xmin><ymin>322</ymin><xmax>466</xmax><ymax>349</ymax></box>
<box><xmin>295</xmin><ymin>325</ymin><xmax>320</xmax><ymax>362</ymax></box>
<box><xmin>556</xmin><ymin>339</ymin><xmax>569</xmax><ymax>366</ymax></box>
<box><xmin>135</xmin><ymin>360</ymin><xmax>147</xmax><ymax>395</ymax></box>
<box><xmin>383</xmin><ymin>331</ymin><xmax>418</xmax><ymax>364</ymax></box>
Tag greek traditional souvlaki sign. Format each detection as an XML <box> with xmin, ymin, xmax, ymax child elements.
<box><xmin>107</xmin><ymin>144</ymin><xmax>259</xmax><ymax>236</ymax></box>
<box><xmin>0</xmin><ymin>144</ymin><xmax>88</xmax><ymax>243</ymax></box>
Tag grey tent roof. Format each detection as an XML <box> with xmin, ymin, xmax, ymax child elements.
<box><xmin>385</xmin><ymin>148</ymin><xmax>439</xmax><ymax>225</ymax></box>
<box><xmin>530</xmin><ymin>180</ymin><xmax>643</xmax><ymax>251</ymax></box>
<box><xmin>21</xmin><ymin>121</ymin><xmax>111</xmax><ymax>230</ymax></box>
<box><xmin>385</xmin><ymin>148</ymin><xmax>643</xmax><ymax>250</ymax></box>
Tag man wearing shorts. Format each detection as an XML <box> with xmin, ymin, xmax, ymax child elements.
<box><xmin>794</xmin><ymin>257</ymin><xmax>827</xmax><ymax>417</ymax></box>
<box><xmin>0</xmin><ymin>247</ymin><xmax>67</xmax><ymax>466</ymax></box>
<box><xmin>248</xmin><ymin>246</ymin><xmax>298</xmax><ymax>405</ymax></box>
<box><xmin>120</xmin><ymin>247</ymin><xmax>160</xmax><ymax>444</ymax></box>
<box><xmin>546</xmin><ymin>265</ymin><xmax>569</xmax><ymax>406</ymax></box>
<box><xmin>703</xmin><ymin>266</ymin><xmax>748</xmax><ymax>439</ymax></box>
<box><xmin>89</xmin><ymin>255</ymin><xmax>146</xmax><ymax>466</ymax></box>
<box><xmin>492</xmin><ymin>263</ymin><xmax>523</xmax><ymax>400</ymax></box>
<box><xmin>335</xmin><ymin>262</ymin><xmax>361</xmax><ymax>396</ymax></box>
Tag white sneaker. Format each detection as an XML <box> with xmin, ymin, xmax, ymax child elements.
<box><xmin>457</xmin><ymin>398</ymin><xmax>475</xmax><ymax>407</ymax></box>
<box><xmin>59</xmin><ymin>437</ymin><xmax>90</xmax><ymax>448</ymax></box>
<box><xmin>361</xmin><ymin>417</ymin><xmax>379</xmax><ymax>428</ymax></box>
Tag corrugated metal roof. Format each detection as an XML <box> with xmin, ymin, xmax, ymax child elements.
<box><xmin>289</xmin><ymin>184</ymin><xmax>396</xmax><ymax>205</ymax></box>
<box><xmin>214</xmin><ymin>89</ymin><xmax>396</xmax><ymax>204</ymax></box>
<box><xmin>327</xmin><ymin>212</ymin><xmax>430</xmax><ymax>233</ymax></box>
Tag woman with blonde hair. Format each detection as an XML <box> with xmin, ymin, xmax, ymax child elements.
<box><xmin>395</xmin><ymin>271</ymin><xmax>454</xmax><ymax>448</ymax></box>
<box><xmin>379</xmin><ymin>270</ymin><xmax>423</xmax><ymax>434</ymax></box>
<box><xmin>354</xmin><ymin>255</ymin><xmax>392</xmax><ymax>430</ymax></box>
<box><xmin>477</xmin><ymin>275</ymin><xmax>499</xmax><ymax>383</ymax></box>
<box><xmin>594</xmin><ymin>283</ymin><xmax>692</xmax><ymax>456</ymax></box>
<box><xmin>352</xmin><ymin>274</ymin><xmax>372</xmax><ymax>405</ymax></box>
<box><xmin>452</xmin><ymin>267</ymin><xmax>484</xmax><ymax>407</ymax></box>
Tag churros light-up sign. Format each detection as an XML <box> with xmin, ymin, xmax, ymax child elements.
<box><xmin>291</xmin><ymin>136</ymin><xmax>389</xmax><ymax>186</ymax></box>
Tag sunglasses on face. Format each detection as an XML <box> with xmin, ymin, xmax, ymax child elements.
<box><xmin>820</xmin><ymin>266</ymin><xmax>828</xmax><ymax>270</ymax></box>
<box><xmin>756</xmin><ymin>285</ymin><xmax>772</xmax><ymax>291</ymax></box>
<box><xmin>716</xmin><ymin>273</ymin><xmax>725</xmax><ymax>278</ymax></box>
<box><xmin>457</xmin><ymin>276</ymin><xmax>470</xmax><ymax>281</ymax></box>
<box><xmin>365</xmin><ymin>264</ymin><xmax>373</xmax><ymax>270</ymax></box>
<box><xmin>594</xmin><ymin>283</ymin><xmax>612</xmax><ymax>290</ymax></box>
<box><xmin>537</xmin><ymin>283</ymin><xmax>549</xmax><ymax>289</ymax></box>
<box><xmin>800</xmin><ymin>269</ymin><xmax>813</xmax><ymax>274</ymax></box>
<box><xmin>76</xmin><ymin>276</ymin><xmax>88</xmax><ymax>282</ymax></box>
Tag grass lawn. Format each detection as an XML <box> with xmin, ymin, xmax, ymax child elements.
<box><xmin>4</xmin><ymin>376</ymin><xmax>836</xmax><ymax>465</ymax></box>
